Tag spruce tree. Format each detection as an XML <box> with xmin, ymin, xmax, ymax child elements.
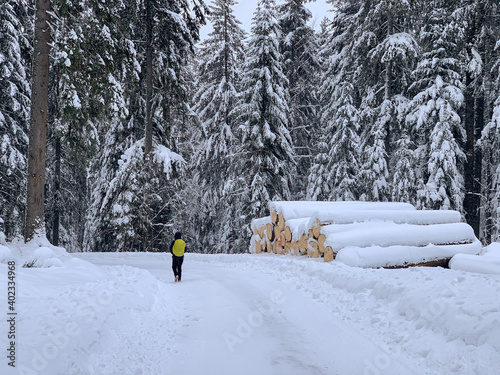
<box><xmin>308</xmin><ymin>1</ymin><xmax>358</xmax><ymax>201</ymax></box>
<box><xmin>84</xmin><ymin>0</ymin><xmax>207</xmax><ymax>252</ymax></box>
<box><xmin>278</xmin><ymin>0</ymin><xmax>319</xmax><ymax>198</ymax></box>
<box><xmin>46</xmin><ymin>0</ymin><xmax>138</xmax><ymax>250</ymax></box>
<box><xmin>0</xmin><ymin>0</ymin><xmax>31</xmax><ymax>239</ymax></box>
<box><xmin>190</xmin><ymin>0</ymin><xmax>246</xmax><ymax>253</ymax></box>
<box><xmin>407</xmin><ymin>3</ymin><xmax>465</xmax><ymax>211</ymax></box>
<box><xmin>232</xmin><ymin>0</ymin><xmax>294</xmax><ymax>247</ymax></box>
<box><xmin>325</xmin><ymin>83</ymin><xmax>361</xmax><ymax>201</ymax></box>
<box><xmin>357</xmin><ymin>0</ymin><xmax>418</xmax><ymax>202</ymax></box>
<box><xmin>391</xmin><ymin>132</ymin><xmax>417</xmax><ymax>204</ymax></box>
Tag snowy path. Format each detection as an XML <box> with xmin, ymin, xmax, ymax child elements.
<box><xmin>2</xmin><ymin>252</ymin><xmax>498</xmax><ymax>375</ymax></box>
<box><xmin>75</xmin><ymin>253</ymin><xmax>416</xmax><ymax>375</ymax></box>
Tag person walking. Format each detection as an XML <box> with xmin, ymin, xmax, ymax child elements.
<box><xmin>170</xmin><ymin>232</ymin><xmax>186</xmax><ymax>282</ymax></box>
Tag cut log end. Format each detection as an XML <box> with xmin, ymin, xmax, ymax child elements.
<box><xmin>324</xmin><ymin>246</ymin><xmax>334</xmax><ymax>262</ymax></box>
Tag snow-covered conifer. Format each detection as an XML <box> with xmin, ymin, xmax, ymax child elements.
<box><xmin>407</xmin><ymin>4</ymin><xmax>465</xmax><ymax>211</ymax></box>
<box><xmin>308</xmin><ymin>1</ymin><xmax>359</xmax><ymax>201</ymax></box>
<box><xmin>0</xmin><ymin>0</ymin><xmax>30</xmax><ymax>239</ymax></box>
<box><xmin>325</xmin><ymin>83</ymin><xmax>361</xmax><ymax>201</ymax></box>
<box><xmin>278</xmin><ymin>0</ymin><xmax>319</xmax><ymax>198</ymax></box>
<box><xmin>85</xmin><ymin>0</ymin><xmax>207</xmax><ymax>251</ymax></box>
<box><xmin>357</xmin><ymin>1</ymin><xmax>418</xmax><ymax>202</ymax></box>
<box><xmin>189</xmin><ymin>0</ymin><xmax>246</xmax><ymax>253</ymax></box>
<box><xmin>391</xmin><ymin>132</ymin><xmax>417</xmax><ymax>204</ymax></box>
<box><xmin>232</xmin><ymin>0</ymin><xmax>294</xmax><ymax>227</ymax></box>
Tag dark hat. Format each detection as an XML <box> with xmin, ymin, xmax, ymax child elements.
<box><xmin>174</xmin><ymin>232</ymin><xmax>182</xmax><ymax>240</ymax></box>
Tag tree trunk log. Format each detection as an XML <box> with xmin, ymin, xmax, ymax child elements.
<box><xmin>25</xmin><ymin>0</ymin><xmax>51</xmax><ymax>241</ymax></box>
<box><xmin>317</xmin><ymin>233</ymin><xmax>326</xmax><ymax>248</ymax></box>
<box><xmin>308</xmin><ymin>240</ymin><xmax>319</xmax><ymax>258</ymax></box>
<box><xmin>311</xmin><ymin>220</ymin><xmax>321</xmax><ymax>239</ymax></box>
<box><xmin>266</xmin><ymin>223</ymin><xmax>275</xmax><ymax>241</ymax></box>
<box><xmin>271</xmin><ymin>209</ymin><xmax>278</xmax><ymax>224</ymax></box>
<box><xmin>324</xmin><ymin>246</ymin><xmax>334</xmax><ymax>262</ymax></box>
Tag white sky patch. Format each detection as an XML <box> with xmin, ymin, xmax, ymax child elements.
<box><xmin>199</xmin><ymin>0</ymin><xmax>333</xmax><ymax>41</ymax></box>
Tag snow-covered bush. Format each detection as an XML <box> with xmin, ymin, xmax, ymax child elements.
<box><xmin>23</xmin><ymin>247</ymin><xmax>64</xmax><ymax>268</ymax></box>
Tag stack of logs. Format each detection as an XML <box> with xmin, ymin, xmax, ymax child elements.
<box><xmin>250</xmin><ymin>201</ymin><xmax>479</xmax><ymax>266</ymax></box>
<box><xmin>252</xmin><ymin>210</ymin><xmax>335</xmax><ymax>262</ymax></box>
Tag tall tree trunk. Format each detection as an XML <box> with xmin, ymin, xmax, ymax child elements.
<box><xmin>144</xmin><ymin>0</ymin><xmax>153</xmax><ymax>155</ymax></box>
<box><xmin>52</xmin><ymin>135</ymin><xmax>61</xmax><ymax>246</ymax></box>
<box><xmin>463</xmin><ymin>6</ymin><xmax>481</xmax><ymax>237</ymax></box>
<box><xmin>25</xmin><ymin>0</ymin><xmax>51</xmax><ymax>241</ymax></box>
<box><xmin>464</xmin><ymin>70</ymin><xmax>479</xmax><ymax>236</ymax></box>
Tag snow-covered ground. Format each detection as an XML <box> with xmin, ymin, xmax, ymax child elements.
<box><xmin>1</xmin><ymin>251</ymin><xmax>499</xmax><ymax>375</ymax></box>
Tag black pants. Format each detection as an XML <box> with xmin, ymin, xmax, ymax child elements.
<box><xmin>172</xmin><ymin>255</ymin><xmax>184</xmax><ymax>280</ymax></box>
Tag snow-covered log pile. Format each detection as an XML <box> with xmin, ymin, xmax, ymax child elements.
<box><xmin>250</xmin><ymin>201</ymin><xmax>482</xmax><ymax>268</ymax></box>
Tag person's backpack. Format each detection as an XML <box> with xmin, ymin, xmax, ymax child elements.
<box><xmin>172</xmin><ymin>239</ymin><xmax>186</xmax><ymax>257</ymax></box>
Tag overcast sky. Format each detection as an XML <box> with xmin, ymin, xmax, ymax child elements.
<box><xmin>199</xmin><ymin>0</ymin><xmax>333</xmax><ymax>40</ymax></box>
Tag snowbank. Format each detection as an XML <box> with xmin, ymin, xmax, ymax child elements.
<box><xmin>25</xmin><ymin>247</ymin><xmax>65</xmax><ymax>268</ymax></box>
<box><xmin>18</xmin><ymin>236</ymin><xmax>71</xmax><ymax>267</ymax></box>
<box><xmin>268</xmin><ymin>200</ymin><xmax>415</xmax><ymax>221</ymax></box>
<box><xmin>481</xmin><ymin>242</ymin><xmax>500</xmax><ymax>258</ymax></box>
<box><xmin>337</xmin><ymin>240</ymin><xmax>482</xmax><ymax>268</ymax></box>
<box><xmin>449</xmin><ymin>242</ymin><xmax>500</xmax><ymax>275</ymax></box>
<box><xmin>0</xmin><ymin>235</ymin><xmax>71</xmax><ymax>268</ymax></box>
<box><xmin>0</xmin><ymin>244</ymin><xmax>12</xmax><ymax>262</ymax></box>
<box><xmin>0</xmin><ymin>251</ymin><xmax>162</xmax><ymax>375</ymax></box>
<box><xmin>172</xmin><ymin>253</ymin><xmax>500</xmax><ymax>375</ymax></box>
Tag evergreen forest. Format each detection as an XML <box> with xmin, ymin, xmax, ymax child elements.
<box><xmin>2</xmin><ymin>0</ymin><xmax>500</xmax><ymax>253</ymax></box>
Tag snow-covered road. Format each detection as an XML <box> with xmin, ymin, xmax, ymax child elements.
<box><xmin>76</xmin><ymin>253</ymin><xmax>416</xmax><ymax>375</ymax></box>
<box><xmin>1</xmin><ymin>252</ymin><xmax>499</xmax><ymax>375</ymax></box>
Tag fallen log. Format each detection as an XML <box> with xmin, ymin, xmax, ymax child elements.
<box><xmin>306</xmin><ymin>209</ymin><xmax>462</xmax><ymax>228</ymax></box>
<box><xmin>323</xmin><ymin>222</ymin><xmax>478</xmax><ymax>254</ymax></box>
<box><xmin>335</xmin><ymin>240</ymin><xmax>482</xmax><ymax>268</ymax></box>
<box><xmin>269</xmin><ymin>201</ymin><xmax>415</xmax><ymax>222</ymax></box>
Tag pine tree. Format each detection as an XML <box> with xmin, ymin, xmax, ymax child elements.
<box><xmin>357</xmin><ymin>0</ymin><xmax>418</xmax><ymax>202</ymax></box>
<box><xmin>84</xmin><ymin>0</ymin><xmax>207</xmax><ymax>252</ymax></box>
<box><xmin>452</xmin><ymin>1</ymin><xmax>500</xmax><ymax>236</ymax></box>
<box><xmin>308</xmin><ymin>1</ymin><xmax>359</xmax><ymax>202</ymax></box>
<box><xmin>232</xmin><ymin>0</ymin><xmax>294</xmax><ymax>245</ymax></box>
<box><xmin>481</xmin><ymin>33</ymin><xmax>500</xmax><ymax>242</ymax></box>
<box><xmin>278</xmin><ymin>0</ymin><xmax>319</xmax><ymax>199</ymax></box>
<box><xmin>45</xmin><ymin>0</ymin><xmax>137</xmax><ymax>250</ymax></box>
<box><xmin>391</xmin><ymin>132</ymin><xmax>417</xmax><ymax>204</ymax></box>
<box><xmin>325</xmin><ymin>83</ymin><xmax>361</xmax><ymax>201</ymax></box>
<box><xmin>407</xmin><ymin>3</ymin><xmax>465</xmax><ymax>211</ymax></box>
<box><xmin>189</xmin><ymin>0</ymin><xmax>246</xmax><ymax>253</ymax></box>
<box><xmin>0</xmin><ymin>0</ymin><xmax>30</xmax><ymax>239</ymax></box>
